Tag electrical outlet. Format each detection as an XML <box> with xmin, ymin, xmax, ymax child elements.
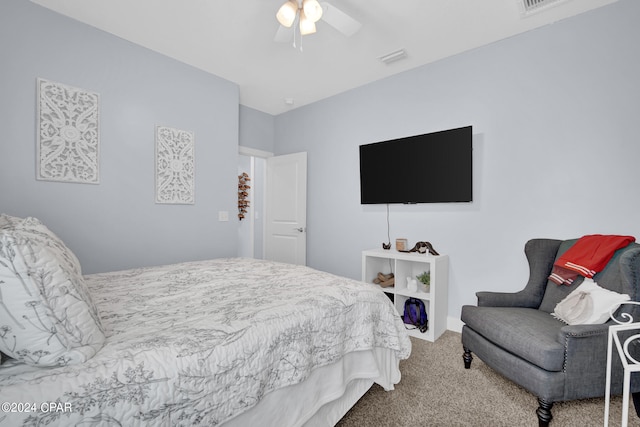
<box><xmin>218</xmin><ymin>211</ymin><xmax>229</xmax><ymax>222</ymax></box>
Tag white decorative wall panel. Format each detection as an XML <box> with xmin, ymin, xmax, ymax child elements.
<box><xmin>37</xmin><ymin>78</ymin><xmax>100</xmax><ymax>183</ymax></box>
<box><xmin>155</xmin><ymin>126</ymin><xmax>195</xmax><ymax>204</ymax></box>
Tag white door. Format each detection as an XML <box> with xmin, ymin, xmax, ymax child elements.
<box><xmin>265</xmin><ymin>152</ymin><xmax>307</xmax><ymax>265</ymax></box>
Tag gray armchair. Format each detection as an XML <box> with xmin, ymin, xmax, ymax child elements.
<box><xmin>461</xmin><ymin>238</ymin><xmax>640</xmax><ymax>426</ymax></box>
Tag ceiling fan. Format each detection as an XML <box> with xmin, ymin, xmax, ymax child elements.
<box><xmin>274</xmin><ymin>1</ymin><xmax>362</xmax><ymax>46</ymax></box>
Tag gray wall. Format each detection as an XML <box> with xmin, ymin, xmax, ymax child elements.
<box><xmin>239</xmin><ymin>105</ymin><xmax>275</xmax><ymax>153</ymax></box>
<box><xmin>0</xmin><ymin>0</ymin><xmax>240</xmax><ymax>273</ymax></box>
<box><xmin>3</xmin><ymin>0</ymin><xmax>639</xmax><ymax>328</ymax></box>
<box><xmin>274</xmin><ymin>0</ymin><xmax>640</xmax><ymax>325</ymax></box>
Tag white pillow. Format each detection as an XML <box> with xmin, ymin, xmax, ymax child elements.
<box><xmin>0</xmin><ymin>214</ymin><xmax>82</xmax><ymax>276</ymax></box>
<box><xmin>552</xmin><ymin>278</ymin><xmax>630</xmax><ymax>325</ymax></box>
<box><xmin>0</xmin><ymin>215</ymin><xmax>105</xmax><ymax>366</ymax></box>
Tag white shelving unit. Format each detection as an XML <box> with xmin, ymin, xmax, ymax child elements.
<box><xmin>362</xmin><ymin>248</ymin><xmax>449</xmax><ymax>342</ymax></box>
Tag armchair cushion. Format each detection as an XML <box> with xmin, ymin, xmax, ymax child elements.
<box><xmin>461</xmin><ymin>306</ymin><xmax>565</xmax><ymax>371</ymax></box>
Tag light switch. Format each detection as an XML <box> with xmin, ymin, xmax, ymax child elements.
<box><xmin>218</xmin><ymin>211</ymin><xmax>229</xmax><ymax>221</ymax></box>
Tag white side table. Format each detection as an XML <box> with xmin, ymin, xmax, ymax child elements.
<box><xmin>604</xmin><ymin>322</ymin><xmax>640</xmax><ymax>427</ymax></box>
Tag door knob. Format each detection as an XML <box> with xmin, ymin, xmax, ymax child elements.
<box><xmin>294</xmin><ymin>227</ymin><xmax>305</xmax><ymax>232</ymax></box>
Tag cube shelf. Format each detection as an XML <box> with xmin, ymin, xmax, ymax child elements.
<box><xmin>362</xmin><ymin>248</ymin><xmax>449</xmax><ymax>342</ymax></box>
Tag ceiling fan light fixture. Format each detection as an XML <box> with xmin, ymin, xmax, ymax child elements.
<box><xmin>276</xmin><ymin>0</ymin><xmax>298</xmax><ymax>28</ymax></box>
<box><xmin>302</xmin><ymin>0</ymin><xmax>323</xmax><ymax>23</ymax></box>
<box><xmin>299</xmin><ymin>11</ymin><xmax>317</xmax><ymax>35</ymax></box>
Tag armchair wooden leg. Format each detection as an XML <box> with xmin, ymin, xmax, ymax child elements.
<box><xmin>536</xmin><ymin>398</ymin><xmax>553</xmax><ymax>427</ymax></box>
<box><xmin>463</xmin><ymin>347</ymin><xmax>473</xmax><ymax>369</ymax></box>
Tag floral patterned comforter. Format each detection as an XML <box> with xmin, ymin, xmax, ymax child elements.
<box><xmin>0</xmin><ymin>258</ymin><xmax>411</xmax><ymax>426</ymax></box>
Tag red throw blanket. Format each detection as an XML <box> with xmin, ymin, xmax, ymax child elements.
<box><xmin>548</xmin><ymin>234</ymin><xmax>635</xmax><ymax>285</ymax></box>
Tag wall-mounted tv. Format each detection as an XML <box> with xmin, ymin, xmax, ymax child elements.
<box><xmin>359</xmin><ymin>126</ymin><xmax>472</xmax><ymax>204</ymax></box>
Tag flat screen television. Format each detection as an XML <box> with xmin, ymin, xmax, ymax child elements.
<box><xmin>359</xmin><ymin>125</ymin><xmax>472</xmax><ymax>204</ymax></box>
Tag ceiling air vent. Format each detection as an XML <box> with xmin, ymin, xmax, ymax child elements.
<box><xmin>378</xmin><ymin>49</ymin><xmax>407</xmax><ymax>65</ymax></box>
<box><xmin>519</xmin><ymin>0</ymin><xmax>571</xmax><ymax>16</ymax></box>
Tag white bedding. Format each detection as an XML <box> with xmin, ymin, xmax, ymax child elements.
<box><xmin>0</xmin><ymin>258</ymin><xmax>411</xmax><ymax>426</ymax></box>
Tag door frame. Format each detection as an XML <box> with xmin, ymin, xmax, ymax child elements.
<box><xmin>238</xmin><ymin>146</ymin><xmax>273</xmax><ymax>258</ymax></box>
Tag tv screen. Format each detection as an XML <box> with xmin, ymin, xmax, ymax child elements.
<box><xmin>359</xmin><ymin>126</ymin><xmax>472</xmax><ymax>204</ymax></box>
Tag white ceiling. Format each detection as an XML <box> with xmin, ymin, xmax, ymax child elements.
<box><xmin>31</xmin><ymin>0</ymin><xmax>618</xmax><ymax>115</ymax></box>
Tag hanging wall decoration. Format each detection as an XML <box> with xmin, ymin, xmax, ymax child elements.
<box><xmin>155</xmin><ymin>126</ymin><xmax>195</xmax><ymax>204</ymax></box>
<box><xmin>238</xmin><ymin>172</ymin><xmax>251</xmax><ymax>220</ymax></box>
<box><xmin>37</xmin><ymin>78</ymin><xmax>100</xmax><ymax>184</ymax></box>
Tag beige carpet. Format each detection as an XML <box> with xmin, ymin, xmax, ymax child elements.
<box><xmin>336</xmin><ymin>330</ymin><xmax>640</xmax><ymax>427</ymax></box>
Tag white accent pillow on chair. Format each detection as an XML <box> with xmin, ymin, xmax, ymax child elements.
<box><xmin>552</xmin><ymin>278</ymin><xmax>630</xmax><ymax>325</ymax></box>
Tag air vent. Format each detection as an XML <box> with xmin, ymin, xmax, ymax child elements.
<box><xmin>378</xmin><ymin>49</ymin><xmax>408</xmax><ymax>65</ymax></box>
<box><xmin>519</xmin><ymin>0</ymin><xmax>570</xmax><ymax>16</ymax></box>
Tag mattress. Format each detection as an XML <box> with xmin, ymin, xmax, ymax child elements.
<box><xmin>0</xmin><ymin>257</ymin><xmax>411</xmax><ymax>426</ymax></box>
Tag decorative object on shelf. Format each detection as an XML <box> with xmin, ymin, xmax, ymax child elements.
<box><xmin>417</xmin><ymin>271</ymin><xmax>431</xmax><ymax>293</ymax></box>
<box><xmin>155</xmin><ymin>126</ymin><xmax>195</xmax><ymax>204</ymax></box>
<box><xmin>238</xmin><ymin>172</ymin><xmax>251</xmax><ymax>220</ymax></box>
<box><xmin>382</xmin><ymin>242</ymin><xmax>391</xmax><ymax>250</ymax></box>
<box><xmin>37</xmin><ymin>78</ymin><xmax>100</xmax><ymax>184</ymax></box>
<box><xmin>396</xmin><ymin>238</ymin><xmax>408</xmax><ymax>251</ymax></box>
<box><xmin>373</xmin><ymin>272</ymin><xmax>394</xmax><ymax>288</ymax></box>
<box><xmin>399</xmin><ymin>241</ymin><xmax>440</xmax><ymax>255</ymax></box>
<box><xmin>406</xmin><ymin>277</ymin><xmax>418</xmax><ymax>292</ymax></box>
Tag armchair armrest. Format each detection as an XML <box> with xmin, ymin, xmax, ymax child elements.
<box><xmin>557</xmin><ymin>323</ymin><xmax>614</xmax><ymax>399</ymax></box>
<box><xmin>558</xmin><ymin>323</ymin><xmax>610</xmax><ymax>341</ymax></box>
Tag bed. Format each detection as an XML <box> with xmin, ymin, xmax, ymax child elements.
<box><xmin>0</xmin><ymin>215</ymin><xmax>411</xmax><ymax>426</ymax></box>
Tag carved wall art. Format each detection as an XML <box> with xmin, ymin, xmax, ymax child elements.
<box><xmin>155</xmin><ymin>126</ymin><xmax>195</xmax><ymax>204</ymax></box>
<box><xmin>37</xmin><ymin>78</ymin><xmax>100</xmax><ymax>184</ymax></box>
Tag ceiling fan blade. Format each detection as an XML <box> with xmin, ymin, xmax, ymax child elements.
<box><xmin>320</xmin><ymin>2</ymin><xmax>362</xmax><ymax>37</ymax></box>
<box><xmin>274</xmin><ymin>24</ymin><xmax>294</xmax><ymax>43</ymax></box>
